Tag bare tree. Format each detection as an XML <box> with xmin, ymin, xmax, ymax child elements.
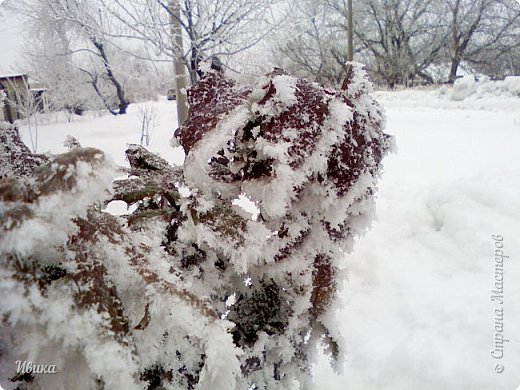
<box><xmin>274</xmin><ymin>0</ymin><xmax>349</xmax><ymax>86</ymax></box>
<box><xmin>138</xmin><ymin>102</ymin><xmax>158</xmax><ymax>146</ymax></box>
<box><xmin>347</xmin><ymin>0</ymin><xmax>447</xmax><ymax>87</ymax></box>
<box><xmin>98</xmin><ymin>0</ymin><xmax>280</xmax><ymax>84</ymax></box>
<box><xmin>15</xmin><ymin>0</ymin><xmax>131</xmax><ymax>115</ymax></box>
<box><xmin>20</xmin><ymin>28</ymin><xmax>96</xmax><ymax>121</ymax></box>
<box><xmin>473</xmin><ymin>47</ymin><xmax>520</xmax><ymax>77</ymax></box>
<box><xmin>274</xmin><ymin>0</ymin><xmax>447</xmax><ymax>87</ymax></box>
<box><xmin>4</xmin><ymin>77</ymin><xmax>40</xmax><ymax>152</ymax></box>
<box><xmin>443</xmin><ymin>0</ymin><xmax>520</xmax><ymax>82</ymax></box>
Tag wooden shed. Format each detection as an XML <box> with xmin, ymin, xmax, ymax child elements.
<box><xmin>0</xmin><ymin>74</ymin><xmax>29</xmax><ymax>123</ymax></box>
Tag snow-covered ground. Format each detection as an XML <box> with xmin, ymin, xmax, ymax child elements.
<box><xmin>16</xmin><ymin>84</ymin><xmax>520</xmax><ymax>389</ymax></box>
<box><xmin>19</xmin><ymin>99</ymin><xmax>184</xmax><ymax>167</ymax></box>
<box><xmin>314</xmin><ymin>85</ymin><xmax>520</xmax><ymax>390</ymax></box>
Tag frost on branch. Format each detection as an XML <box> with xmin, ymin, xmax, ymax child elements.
<box><xmin>0</xmin><ymin>123</ymin><xmax>49</xmax><ymax>179</ymax></box>
<box><xmin>0</xmin><ymin>64</ymin><xmax>392</xmax><ymax>390</ymax></box>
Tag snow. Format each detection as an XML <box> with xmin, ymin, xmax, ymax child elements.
<box><xmin>504</xmin><ymin>76</ymin><xmax>520</xmax><ymax>96</ymax></box>
<box><xmin>17</xmin><ymin>100</ymin><xmax>185</xmax><ymax>168</ymax></box>
<box><xmin>449</xmin><ymin>75</ymin><xmax>520</xmax><ymax>102</ymax></box>
<box><xmin>313</xmin><ymin>85</ymin><xmax>520</xmax><ymax>390</ymax></box>
<box><xmin>450</xmin><ymin>75</ymin><xmax>477</xmax><ymax>101</ymax></box>
<box><xmin>195</xmin><ymin>322</ymin><xmax>243</xmax><ymax>390</ymax></box>
<box><xmin>7</xmin><ymin>80</ymin><xmax>520</xmax><ymax>389</ymax></box>
<box><xmin>271</xmin><ymin>74</ymin><xmax>298</xmax><ymax>106</ymax></box>
<box><xmin>374</xmin><ymin>78</ymin><xmax>520</xmax><ymax>113</ymax></box>
<box><xmin>0</xmin><ymin>148</ymin><xmax>117</xmax><ymax>256</ymax></box>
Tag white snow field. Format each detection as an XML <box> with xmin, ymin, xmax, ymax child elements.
<box><xmin>17</xmin><ymin>82</ymin><xmax>520</xmax><ymax>390</ymax></box>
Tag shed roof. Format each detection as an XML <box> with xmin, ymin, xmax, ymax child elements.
<box><xmin>0</xmin><ymin>73</ymin><xmax>27</xmax><ymax>80</ymax></box>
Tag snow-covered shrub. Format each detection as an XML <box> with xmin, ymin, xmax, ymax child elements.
<box><xmin>504</xmin><ymin>76</ymin><xmax>520</xmax><ymax>96</ymax></box>
<box><xmin>64</xmin><ymin>134</ymin><xmax>82</xmax><ymax>150</ymax></box>
<box><xmin>0</xmin><ymin>64</ymin><xmax>392</xmax><ymax>389</ymax></box>
<box><xmin>450</xmin><ymin>75</ymin><xmax>477</xmax><ymax>101</ymax></box>
<box><xmin>0</xmin><ymin>123</ymin><xmax>49</xmax><ymax>179</ymax></box>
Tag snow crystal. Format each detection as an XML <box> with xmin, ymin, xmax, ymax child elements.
<box><xmin>272</xmin><ymin>74</ymin><xmax>298</xmax><ymax>106</ymax></box>
<box><xmin>0</xmin><ymin>149</ymin><xmax>117</xmax><ymax>256</ymax></box>
<box><xmin>232</xmin><ymin>193</ymin><xmax>260</xmax><ymax>221</ymax></box>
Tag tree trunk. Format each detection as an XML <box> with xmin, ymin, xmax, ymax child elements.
<box><xmin>169</xmin><ymin>0</ymin><xmax>189</xmax><ymax>126</ymax></box>
<box><xmin>89</xmin><ymin>75</ymin><xmax>118</xmax><ymax>116</ymax></box>
<box><xmin>91</xmin><ymin>38</ymin><xmax>129</xmax><ymax>115</ymax></box>
<box><xmin>190</xmin><ymin>46</ymin><xmax>200</xmax><ymax>84</ymax></box>
<box><xmin>347</xmin><ymin>0</ymin><xmax>353</xmax><ymax>62</ymax></box>
<box><xmin>448</xmin><ymin>58</ymin><xmax>460</xmax><ymax>84</ymax></box>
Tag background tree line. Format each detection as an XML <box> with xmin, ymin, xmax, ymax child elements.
<box><xmin>7</xmin><ymin>0</ymin><xmax>520</xmax><ymax>118</ymax></box>
<box><xmin>274</xmin><ymin>0</ymin><xmax>520</xmax><ymax>88</ymax></box>
<box><xmin>11</xmin><ymin>0</ymin><xmax>279</xmax><ymax>116</ymax></box>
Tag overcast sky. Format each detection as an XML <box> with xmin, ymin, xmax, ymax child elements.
<box><xmin>0</xmin><ymin>0</ymin><xmax>24</xmax><ymax>74</ymax></box>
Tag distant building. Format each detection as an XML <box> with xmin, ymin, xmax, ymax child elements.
<box><xmin>0</xmin><ymin>73</ymin><xmax>29</xmax><ymax>123</ymax></box>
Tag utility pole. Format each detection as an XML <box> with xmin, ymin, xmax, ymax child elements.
<box><xmin>347</xmin><ymin>0</ymin><xmax>353</xmax><ymax>62</ymax></box>
<box><xmin>169</xmin><ymin>1</ymin><xmax>188</xmax><ymax>126</ymax></box>
<box><xmin>342</xmin><ymin>0</ymin><xmax>354</xmax><ymax>89</ymax></box>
